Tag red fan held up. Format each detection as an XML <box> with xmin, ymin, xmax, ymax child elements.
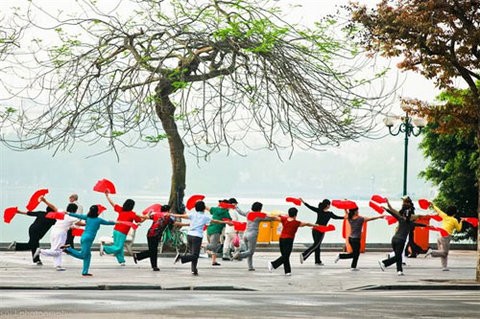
<box><xmin>3</xmin><ymin>207</ymin><xmax>17</xmax><ymax>223</ymax></box>
<box><xmin>369</xmin><ymin>201</ymin><xmax>384</xmax><ymax>214</ymax></box>
<box><xmin>418</xmin><ymin>199</ymin><xmax>431</xmax><ymax>210</ymax></box>
<box><xmin>285</xmin><ymin>197</ymin><xmax>302</xmax><ymax>206</ymax></box>
<box><xmin>331</xmin><ymin>200</ymin><xmax>358</xmax><ymax>210</ymax></box>
<box><xmin>142</xmin><ymin>204</ymin><xmax>163</xmax><ymax>215</ymax></box>
<box><xmin>370</xmin><ymin>194</ymin><xmax>387</xmax><ymax>204</ymax></box>
<box><xmin>26</xmin><ymin>189</ymin><xmax>49</xmax><ymax>211</ymax></box>
<box><xmin>93</xmin><ymin>179</ymin><xmax>116</xmax><ymax>194</ymax></box>
<box><xmin>186</xmin><ymin>195</ymin><xmax>205</xmax><ymax>211</ymax></box>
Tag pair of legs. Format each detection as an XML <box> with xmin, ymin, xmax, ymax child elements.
<box><xmin>40</xmin><ymin>230</ymin><xmax>68</xmax><ymax>267</ymax></box>
<box><xmin>102</xmin><ymin>230</ymin><xmax>127</xmax><ymax>264</ymax></box>
<box><xmin>381</xmin><ymin>237</ymin><xmax>406</xmax><ymax>272</ymax></box>
<box><xmin>301</xmin><ymin>230</ymin><xmax>325</xmax><ymax>264</ymax></box>
<box><xmin>206</xmin><ymin>233</ymin><xmax>222</xmax><ymax>265</ymax></box>
<box><xmin>15</xmin><ymin>227</ymin><xmax>48</xmax><ymax>263</ymax></box>
<box><xmin>237</xmin><ymin>232</ymin><xmax>258</xmax><ymax>270</ymax></box>
<box><xmin>271</xmin><ymin>238</ymin><xmax>294</xmax><ymax>274</ymax></box>
<box><xmin>135</xmin><ymin>235</ymin><xmax>161</xmax><ymax>270</ymax></box>
<box><xmin>66</xmin><ymin>235</ymin><xmax>94</xmax><ymax>275</ymax></box>
<box><xmin>179</xmin><ymin>234</ymin><xmax>202</xmax><ymax>275</ymax></box>
<box><xmin>222</xmin><ymin>232</ymin><xmax>241</xmax><ymax>259</ymax></box>
<box><xmin>430</xmin><ymin>235</ymin><xmax>451</xmax><ymax>268</ymax></box>
<box><xmin>337</xmin><ymin>237</ymin><xmax>361</xmax><ymax>269</ymax></box>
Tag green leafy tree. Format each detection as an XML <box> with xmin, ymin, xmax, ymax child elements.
<box><xmin>1</xmin><ymin>0</ymin><xmax>391</xmax><ymax>212</ymax></box>
<box><xmin>350</xmin><ymin>0</ymin><xmax>480</xmax><ymax>281</ymax></box>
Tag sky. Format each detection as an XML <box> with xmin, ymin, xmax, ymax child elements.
<box><xmin>0</xmin><ymin>0</ymin><xmax>441</xmax><ymax>242</ymax></box>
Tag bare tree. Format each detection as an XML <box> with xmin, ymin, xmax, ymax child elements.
<box><xmin>1</xmin><ymin>0</ymin><xmax>392</xmax><ymax>211</ymax></box>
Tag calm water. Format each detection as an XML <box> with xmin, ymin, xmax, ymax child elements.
<box><xmin>1</xmin><ymin>193</ymin><xmax>446</xmax><ymax>244</ymax></box>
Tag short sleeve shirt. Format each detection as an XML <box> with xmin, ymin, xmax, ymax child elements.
<box><xmin>188</xmin><ymin>211</ymin><xmax>212</xmax><ymax>238</ymax></box>
<box><xmin>279</xmin><ymin>216</ymin><xmax>301</xmax><ymax>239</ymax></box>
<box><xmin>113</xmin><ymin>204</ymin><xmax>142</xmax><ymax>235</ymax></box>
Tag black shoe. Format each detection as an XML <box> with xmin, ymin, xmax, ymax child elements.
<box><xmin>222</xmin><ymin>257</ymin><xmax>231</xmax><ymax>261</ymax></box>
<box><xmin>133</xmin><ymin>253</ymin><xmax>138</xmax><ymax>264</ymax></box>
<box><xmin>407</xmin><ymin>254</ymin><xmax>417</xmax><ymax>258</ymax></box>
<box><xmin>212</xmin><ymin>262</ymin><xmax>221</xmax><ymax>266</ymax></box>
<box><xmin>192</xmin><ymin>271</ymin><xmax>198</xmax><ymax>276</ymax></box>
<box><xmin>152</xmin><ymin>267</ymin><xmax>160</xmax><ymax>271</ymax></box>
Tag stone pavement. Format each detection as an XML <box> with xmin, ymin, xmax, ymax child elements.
<box><xmin>0</xmin><ymin>250</ymin><xmax>478</xmax><ymax>291</ymax></box>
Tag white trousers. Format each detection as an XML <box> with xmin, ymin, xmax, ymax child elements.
<box><xmin>40</xmin><ymin>230</ymin><xmax>67</xmax><ymax>267</ymax></box>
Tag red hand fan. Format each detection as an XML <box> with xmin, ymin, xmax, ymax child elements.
<box><xmin>385</xmin><ymin>215</ymin><xmax>398</xmax><ymax>225</ymax></box>
<box><xmin>203</xmin><ymin>224</ymin><xmax>208</xmax><ymax>231</ymax></box>
<box><xmin>285</xmin><ymin>197</ymin><xmax>302</xmax><ymax>206</ymax></box>
<box><xmin>332</xmin><ymin>200</ymin><xmax>358</xmax><ymax>210</ymax></box>
<box><xmin>93</xmin><ymin>179</ymin><xmax>116</xmax><ymax>194</ymax></box>
<box><xmin>428</xmin><ymin>226</ymin><xmax>449</xmax><ymax>237</ymax></box>
<box><xmin>142</xmin><ymin>204</ymin><xmax>163</xmax><ymax>215</ymax></box>
<box><xmin>313</xmin><ymin>224</ymin><xmax>336</xmax><ymax>233</ymax></box>
<box><xmin>218</xmin><ymin>202</ymin><xmax>236</xmax><ymax>209</ymax></box>
<box><xmin>97</xmin><ymin>204</ymin><xmax>107</xmax><ymax>215</ymax></box>
<box><xmin>463</xmin><ymin>217</ymin><xmax>478</xmax><ymax>228</ymax></box>
<box><xmin>247</xmin><ymin>212</ymin><xmax>266</xmax><ymax>221</ymax></box>
<box><xmin>369</xmin><ymin>201</ymin><xmax>385</xmax><ymax>214</ymax></box>
<box><xmin>46</xmin><ymin>212</ymin><xmax>65</xmax><ymax>220</ymax></box>
<box><xmin>232</xmin><ymin>221</ymin><xmax>247</xmax><ymax>232</ymax></box>
<box><xmin>71</xmin><ymin>228</ymin><xmax>84</xmax><ymax>237</ymax></box>
<box><xmin>186</xmin><ymin>194</ymin><xmax>205</xmax><ymax>211</ymax></box>
<box><xmin>418</xmin><ymin>199</ymin><xmax>431</xmax><ymax>210</ymax></box>
<box><xmin>370</xmin><ymin>194</ymin><xmax>387</xmax><ymax>204</ymax></box>
<box><xmin>3</xmin><ymin>207</ymin><xmax>17</xmax><ymax>223</ymax></box>
<box><xmin>26</xmin><ymin>188</ymin><xmax>49</xmax><ymax>211</ymax></box>
<box><xmin>428</xmin><ymin>215</ymin><xmax>443</xmax><ymax>222</ymax></box>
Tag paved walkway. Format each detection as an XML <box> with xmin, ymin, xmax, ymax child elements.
<box><xmin>0</xmin><ymin>250</ymin><xmax>478</xmax><ymax>291</ymax></box>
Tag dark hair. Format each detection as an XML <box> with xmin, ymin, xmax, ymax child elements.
<box><xmin>161</xmin><ymin>204</ymin><xmax>171</xmax><ymax>212</ymax></box>
<box><xmin>229</xmin><ymin>198</ymin><xmax>238</xmax><ymax>204</ymax></box>
<box><xmin>251</xmin><ymin>202</ymin><xmax>263</xmax><ymax>212</ymax></box>
<box><xmin>348</xmin><ymin>208</ymin><xmax>358</xmax><ymax>220</ymax></box>
<box><xmin>46</xmin><ymin>206</ymin><xmax>55</xmax><ymax>213</ymax></box>
<box><xmin>446</xmin><ymin>206</ymin><xmax>457</xmax><ymax>217</ymax></box>
<box><xmin>288</xmin><ymin>207</ymin><xmax>298</xmax><ymax>217</ymax></box>
<box><xmin>195</xmin><ymin>201</ymin><xmax>206</xmax><ymax>212</ymax></box>
<box><xmin>87</xmin><ymin>205</ymin><xmax>99</xmax><ymax>218</ymax></box>
<box><xmin>318</xmin><ymin>199</ymin><xmax>331</xmax><ymax>211</ymax></box>
<box><xmin>122</xmin><ymin>199</ymin><xmax>135</xmax><ymax>211</ymax></box>
<box><xmin>66</xmin><ymin>203</ymin><xmax>78</xmax><ymax>213</ymax></box>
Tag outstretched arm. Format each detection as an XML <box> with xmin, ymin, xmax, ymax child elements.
<box><xmin>365</xmin><ymin>215</ymin><xmax>385</xmax><ymax>222</ymax></box>
<box><xmin>300</xmin><ymin>198</ymin><xmax>321</xmax><ymax>214</ymax></box>
<box><xmin>40</xmin><ymin>196</ymin><xmax>58</xmax><ymax>212</ymax></box>
<box><xmin>299</xmin><ymin>222</ymin><xmax>318</xmax><ymax>227</ymax></box>
<box><xmin>104</xmin><ymin>191</ymin><xmax>116</xmax><ymax>208</ymax></box>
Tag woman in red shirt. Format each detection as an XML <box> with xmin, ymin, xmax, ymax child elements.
<box><xmin>268</xmin><ymin>207</ymin><xmax>317</xmax><ymax>276</ymax></box>
<box><xmin>101</xmin><ymin>191</ymin><xmax>144</xmax><ymax>266</ymax></box>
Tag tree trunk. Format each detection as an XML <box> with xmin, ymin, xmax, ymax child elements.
<box><xmin>155</xmin><ymin>91</ymin><xmax>186</xmax><ymax>214</ymax></box>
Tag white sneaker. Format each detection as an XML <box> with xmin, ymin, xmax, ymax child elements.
<box><xmin>33</xmin><ymin>248</ymin><xmax>41</xmax><ymax>260</ymax></box>
<box><xmin>285</xmin><ymin>273</ymin><xmax>291</xmax><ymax>276</ymax></box>
<box><xmin>99</xmin><ymin>242</ymin><xmax>104</xmax><ymax>256</ymax></box>
<box><xmin>120</xmin><ymin>262</ymin><xmax>125</xmax><ymax>267</ymax></box>
<box><xmin>334</xmin><ymin>254</ymin><xmax>340</xmax><ymax>264</ymax></box>
<box><xmin>351</xmin><ymin>268</ymin><xmax>359</xmax><ymax>271</ymax></box>
<box><xmin>267</xmin><ymin>261</ymin><xmax>273</xmax><ymax>272</ymax></box>
<box><xmin>424</xmin><ymin>248</ymin><xmax>433</xmax><ymax>258</ymax></box>
<box><xmin>378</xmin><ymin>260</ymin><xmax>385</xmax><ymax>272</ymax></box>
<box><xmin>299</xmin><ymin>254</ymin><xmax>304</xmax><ymax>264</ymax></box>
<box><xmin>442</xmin><ymin>267</ymin><xmax>450</xmax><ymax>271</ymax></box>
<box><xmin>397</xmin><ymin>271</ymin><xmax>404</xmax><ymax>276</ymax></box>
<box><xmin>56</xmin><ymin>266</ymin><xmax>66</xmax><ymax>271</ymax></box>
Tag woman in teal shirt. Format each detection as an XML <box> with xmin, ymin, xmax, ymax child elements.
<box><xmin>65</xmin><ymin>205</ymin><xmax>117</xmax><ymax>276</ymax></box>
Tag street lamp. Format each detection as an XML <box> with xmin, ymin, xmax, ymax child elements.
<box><xmin>384</xmin><ymin>112</ymin><xmax>427</xmax><ymax>196</ymax></box>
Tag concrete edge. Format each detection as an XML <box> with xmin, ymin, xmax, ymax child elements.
<box><xmin>0</xmin><ymin>285</ymin><xmax>256</xmax><ymax>291</ymax></box>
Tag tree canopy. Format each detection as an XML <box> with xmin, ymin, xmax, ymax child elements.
<box><xmin>1</xmin><ymin>0</ymin><xmax>392</xmax><ymax>210</ymax></box>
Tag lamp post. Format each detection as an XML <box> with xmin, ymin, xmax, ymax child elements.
<box><xmin>384</xmin><ymin>112</ymin><xmax>427</xmax><ymax>196</ymax></box>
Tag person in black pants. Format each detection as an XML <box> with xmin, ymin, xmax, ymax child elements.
<box><xmin>65</xmin><ymin>193</ymin><xmax>84</xmax><ymax>249</ymax></box>
<box><xmin>8</xmin><ymin>196</ymin><xmax>58</xmax><ymax>265</ymax></box>
<box><xmin>133</xmin><ymin>205</ymin><xmax>186</xmax><ymax>271</ymax></box>
<box><xmin>334</xmin><ymin>207</ymin><xmax>384</xmax><ymax>271</ymax></box>
<box><xmin>299</xmin><ymin>198</ymin><xmax>344</xmax><ymax>265</ymax></box>
<box><xmin>378</xmin><ymin>198</ymin><xmax>427</xmax><ymax>275</ymax></box>
<box><xmin>268</xmin><ymin>208</ymin><xmax>317</xmax><ymax>275</ymax></box>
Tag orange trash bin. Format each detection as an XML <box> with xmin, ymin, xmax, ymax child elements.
<box><xmin>413</xmin><ymin>216</ymin><xmax>430</xmax><ymax>252</ymax></box>
<box><xmin>343</xmin><ymin>219</ymin><xmax>367</xmax><ymax>253</ymax></box>
<box><xmin>270</xmin><ymin>220</ymin><xmax>281</xmax><ymax>242</ymax></box>
<box><xmin>257</xmin><ymin>221</ymin><xmax>271</xmax><ymax>243</ymax></box>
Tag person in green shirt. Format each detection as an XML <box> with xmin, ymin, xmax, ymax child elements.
<box><xmin>206</xmin><ymin>200</ymin><xmax>232</xmax><ymax>266</ymax></box>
